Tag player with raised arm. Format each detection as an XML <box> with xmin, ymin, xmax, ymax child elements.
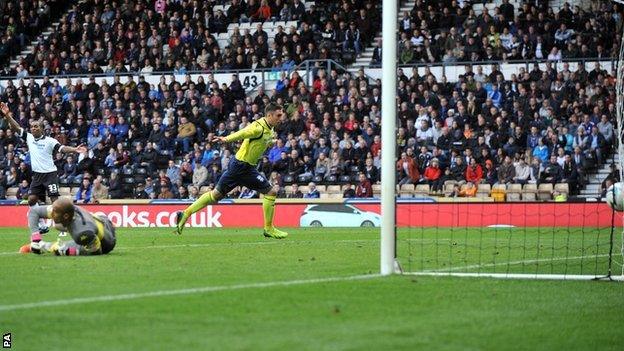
<box><xmin>175</xmin><ymin>103</ymin><xmax>288</xmax><ymax>238</ymax></box>
<box><xmin>19</xmin><ymin>198</ymin><xmax>117</xmax><ymax>256</ymax></box>
<box><xmin>0</xmin><ymin>102</ymin><xmax>86</xmax><ymax>242</ymax></box>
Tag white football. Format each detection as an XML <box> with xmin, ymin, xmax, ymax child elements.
<box><xmin>606</xmin><ymin>182</ymin><xmax>624</xmax><ymax>212</ymax></box>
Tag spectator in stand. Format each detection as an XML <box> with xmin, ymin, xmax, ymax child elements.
<box><xmin>91</xmin><ymin>177</ymin><xmax>109</xmax><ymax>203</ymax></box>
<box><xmin>465</xmin><ymin>158</ymin><xmax>483</xmax><ymax>184</ymax></box>
<box><xmin>459</xmin><ymin>182</ymin><xmax>477</xmax><ymax>197</ymax></box>
<box><xmin>60</xmin><ymin>156</ymin><xmax>78</xmax><ymax>183</ymax></box>
<box><xmin>484</xmin><ymin>160</ymin><xmax>498</xmax><ymax>186</ymax></box>
<box><xmin>513</xmin><ymin>158</ymin><xmax>530</xmax><ymax>185</ymax></box>
<box><xmin>356</xmin><ymin>173</ymin><xmax>372</xmax><ymax>198</ymax></box>
<box><xmin>134</xmin><ymin>182</ymin><xmax>149</xmax><ymax>199</ymax></box>
<box><xmin>396</xmin><ymin>152</ymin><xmax>419</xmax><ymax>185</ymax></box>
<box><xmin>158</xmin><ymin>179</ymin><xmax>174</xmax><ymax>199</ymax></box>
<box><xmin>192</xmin><ymin>163</ymin><xmax>208</xmax><ymax>188</ymax></box>
<box><xmin>498</xmin><ymin>156</ymin><xmax>516</xmax><ymax>185</ymax></box>
<box><xmin>176</xmin><ymin>117</ymin><xmax>196</xmax><ymax>154</ymax></box>
<box><xmin>541</xmin><ymin>155</ymin><xmax>563</xmax><ymax>185</ymax></box>
<box><xmin>343</xmin><ymin>182</ymin><xmax>356</xmax><ymax>198</ymax></box>
<box><xmin>75</xmin><ymin>178</ymin><xmax>92</xmax><ymax>204</ymax></box>
<box><xmin>423</xmin><ymin>158</ymin><xmax>443</xmax><ymax>193</ymax></box>
<box><xmin>108</xmin><ymin>172</ymin><xmax>123</xmax><ymax>199</ymax></box>
<box><xmin>288</xmin><ymin>183</ymin><xmax>303</xmax><ymax>198</ymax></box>
<box><xmin>17</xmin><ymin>180</ymin><xmax>30</xmax><ymax>200</ymax></box>
<box><xmin>303</xmin><ymin>182</ymin><xmax>320</xmax><ymax>199</ymax></box>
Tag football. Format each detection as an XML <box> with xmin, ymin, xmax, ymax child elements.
<box><xmin>606</xmin><ymin>182</ymin><xmax>624</xmax><ymax>212</ymax></box>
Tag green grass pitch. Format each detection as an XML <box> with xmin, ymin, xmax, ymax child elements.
<box><xmin>0</xmin><ymin>227</ymin><xmax>622</xmax><ymax>350</ymax></box>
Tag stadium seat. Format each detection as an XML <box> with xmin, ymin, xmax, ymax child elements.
<box><xmin>315</xmin><ymin>185</ymin><xmax>326</xmax><ymax>193</ymax></box>
<box><xmin>59</xmin><ymin>187</ymin><xmax>71</xmax><ymax>197</ymax></box>
<box><xmin>320</xmin><ymin>193</ymin><xmax>330</xmax><ymax>199</ymax></box>
<box><xmin>415</xmin><ymin>184</ymin><xmax>430</xmax><ymax>196</ymax></box>
<box><xmin>505</xmin><ymin>184</ymin><xmax>522</xmax><ymax>201</ymax></box>
<box><xmin>284</xmin><ymin>185</ymin><xmax>293</xmax><ymax>195</ymax></box>
<box><xmin>70</xmin><ymin>187</ymin><xmax>79</xmax><ymax>196</ymax></box>
<box><xmin>299</xmin><ymin>185</ymin><xmax>310</xmax><ymax>194</ymax></box>
<box><xmin>521</xmin><ymin>192</ymin><xmax>537</xmax><ymax>201</ymax></box>
<box><xmin>443</xmin><ymin>182</ymin><xmax>456</xmax><ymax>197</ymax></box>
<box><xmin>538</xmin><ymin>184</ymin><xmax>554</xmax><ymax>201</ymax></box>
<box><xmin>136</xmin><ymin>168</ymin><xmax>147</xmax><ymax>175</ymax></box>
<box><xmin>400</xmin><ymin>184</ymin><xmax>415</xmax><ymax>193</ymax></box>
<box><xmin>554</xmin><ymin>183</ymin><xmax>570</xmax><ymax>195</ymax></box>
<box><xmin>327</xmin><ymin>185</ymin><xmax>341</xmax><ymax>194</ymax></box>
<box><xmin>339</xmin><ymin>175</ymin><xmax>351</xmax><ymax>183</ymax></box>
<box><xmin>521</xmin><ymin>184</ymin><xmax>538</xmax><ymax>201</ymax></box>
<box><xmin>325</xmin><ymin>175</ymin><xmax>337</xmax><ymax>183</ymax></box>
<box><xmin>123</xmin><ymin>177</ymin><xmax>136</xmax><ymax>185</ymax></box>
<box><xmin>399</xmin><ymin>192</ymin><xmax>413</xmax><ymax>198</ymax></box>
<box><xmin>476</xmin><ymin>184</ymin><xmax>491</xmax><ymax>198</ymax></box>
<box><xmin>6</xmin><ymin>187</ymin><xmax>18</xmax><ymax>198</ymax></box>
<box><xmin>297</xmin><ymin>174</ymin><xmax>313</xmax><ymax>183</ymax></box>
<box><xmin>283</xmin><ymin>175</ymin><xmax>294</xmax><ymax>184</ymax></box>
<box><xmin>312</xmin><ymin>175</ymin><xmax>323</xmax><ymax>183</ymax></box>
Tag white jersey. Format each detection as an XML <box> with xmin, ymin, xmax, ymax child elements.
<box><xmin>19</xmin><ymin>128</ymin><xmax>62</xmax><ymax>173</ymax></box>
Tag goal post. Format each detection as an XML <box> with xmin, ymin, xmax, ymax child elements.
<box><xmin>379</xmin><ymin>0</ymin><xmax>624</xmax><ymax>281</ymax></box>
<box><xmin>380</xmin><ymin>0</ymin><xmax>398</xmax><ymax>275</ymax></box>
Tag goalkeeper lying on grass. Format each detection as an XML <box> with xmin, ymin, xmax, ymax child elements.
<box><xmin>20</xmin><ymin>198</ymin><xmax>117</xmax><ymax>256</ymax></box>
<box><xmin>175</xmin><ymin>103</ymin><xmax>288</xmax><ymax>239</ymax></box>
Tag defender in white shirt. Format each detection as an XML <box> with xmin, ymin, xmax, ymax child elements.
<box><xmin>0</xmin><ymin>103</ymin><xmax>86</xmax><ymax>241</ymax></box>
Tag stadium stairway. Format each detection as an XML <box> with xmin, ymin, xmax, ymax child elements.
<box><xmin>351</xmin><ymin>0</ymin><xmax>416</xmax><ymax>69</ymax></box>
<box><xmin>6</xmin><ymin>0</ymin><xmax>85</xmax><ymax>71</ymax></box>
<box><xmin>578</xmin><ymin>153</ymin><xmax>620</xmax><ymax>199</ymax></box>
<box><xmin>351</xmin><ymin>0</ymin><xmax>524</xmax><ymax>69</ymax></box>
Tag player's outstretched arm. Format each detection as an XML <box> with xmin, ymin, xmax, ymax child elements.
<box><xmin>60</xmin><ymin>144</ymin><xmax>88</xmax><ymax>154</ymax></box>
<box><xmin>215</xmin><ymin>122</ymin><xmax>263</xmax><ymax>143</ymax></box>
<box><xmin>28</xmin><ymin>205</ymin><xmax>52</xmax><ymax>235</ymax></box>
<box><xmin>0</xmin><ymin>102</ymin><xmax>23</xmax><ymax>133</ymax></box>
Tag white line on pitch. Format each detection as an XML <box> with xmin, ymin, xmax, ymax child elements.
<box><xmin>426</xmin><ymin>254</ymin><xmax>610</xmax><ymax>273</ymax></box>
<box><xmin>0</xmin><ymin>274</ymin><xmax>382</xmax><ymax>312</ymax></box>
<box><xmin>0</xmin><ymin>238</ymin><xmax>445</xmax><ymax>256</ymax></box>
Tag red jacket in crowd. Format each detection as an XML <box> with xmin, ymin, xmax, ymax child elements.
<box><xmin>356</xmin><ymin>179</ymin><xmax>373</xmax><ymax>198</ymax></box>
<box><xmin>465</xmin><ymin>164</ymin><xmax>483</xmax><ymax>183</ymax></box>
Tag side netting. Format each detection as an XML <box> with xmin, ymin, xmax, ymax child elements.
<box><xmin>396</xmin><ymin>202</ymin><xmax>624</xmax><ymax>281</ymax></box>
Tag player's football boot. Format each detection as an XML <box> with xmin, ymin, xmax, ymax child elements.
<box><xmin>174</xmin><ymin>211</ymin><xmax>186</xmax><ymax>235</ymax></box>
<box><xmin>263</xmin><ymin>227</ymin><xmax>288</xmax><ymax>239</ymax></box>
<box><xmin>38</xmin><ymin>225</ymin><xmax>49</xmax><ymax>235</ymax></box>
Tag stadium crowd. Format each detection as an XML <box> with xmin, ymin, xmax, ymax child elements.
<box><xmin>0</xmin><ymin>57</ymin><xmax>616</xmax><ymax>201</ymax></box>
<box><xmin>3</xmin><ymin>0</ymin><xmax>381</xmax><ymax>77</ymax></box>
<box><xmin>385</xmin><ymin>0</ymin><xmax>621</xmax><ymax>66</ymax></box>
<box><xmin>0</xmin><ymin>1</ymin><xmax>68</xmax><ymax>71</ymax></box>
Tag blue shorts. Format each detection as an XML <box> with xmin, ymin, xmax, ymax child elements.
<box><xmin>216</xmin><ymin>157</ymin><xmax>272</xmax><ymax>195</ymax></box>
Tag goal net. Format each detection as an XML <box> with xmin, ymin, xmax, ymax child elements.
<box><xmin>395</xmin><ymin>202</ymin><xmax>623</xmax><ymax>281</ymax></box>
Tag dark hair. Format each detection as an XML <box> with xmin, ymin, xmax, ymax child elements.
<box><xmin>264</xmin><ymin>103</ymin><xmax>283</xmax><ymax>115</ymax></box>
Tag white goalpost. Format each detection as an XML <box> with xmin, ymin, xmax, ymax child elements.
<box><xmin>380</xmin><ymin>0</ymin><xmax>398</xmax><ymax>275</ymax></box>
<box><xmin>379</xmin><ymin>0</ymin><xmax>624</xmax><ymax>281</ymax></box>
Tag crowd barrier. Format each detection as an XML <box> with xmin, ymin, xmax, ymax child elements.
<box><xmin>0</xmin><ymin>200</ymin><xmax>618</xmax><ymax>228</ymax></box>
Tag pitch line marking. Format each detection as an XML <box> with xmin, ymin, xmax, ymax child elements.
<box><xmin>0</xmin><ymin>238</ymin><xmax>445</xmax><ymax>256</ymax></box>
<box><xmin>0</xmin><ymin>274</ymin><xmax>381</xmax><ymax>312</ymax></box>
<box><xmin>425</xmin><ymin>254</ymin><xmax>610</xmax><ymax>273</ymax></box>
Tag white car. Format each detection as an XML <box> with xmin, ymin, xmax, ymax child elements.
<box><xmin>299</xmin><ymin>204</ymin><xmax>381</xmax><ymax>227</ymax></box>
